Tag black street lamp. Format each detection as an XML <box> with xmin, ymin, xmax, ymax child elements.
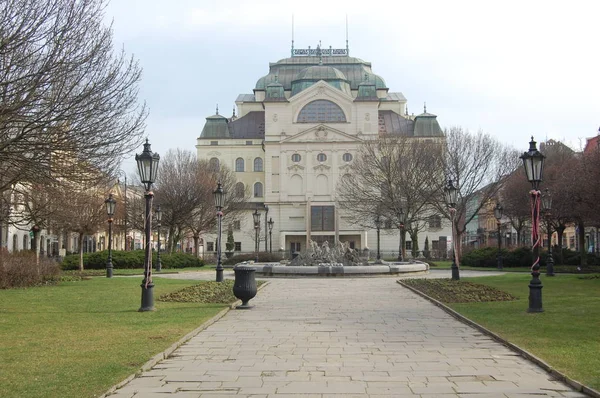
<box><xmin>268</xmin><ymin>217</ymin><xmax>274</xmax><ymax>253</ymax></box>
<box><xmin>213</xmin><ymin>182</ymin><xmax>224</xmax><ymax>282</ymax></box>
<box><xmin>494</xmin><ymin>202</ymin><xmax>503</xmax><ymax>270</ymax></box>
<box><xmin>105</xmin><ymin>193</ymin><xmax>116</xmax><ymax>278</ymax></box>
<box><xmin>520</xmin><ymin>136</ymin><xmax>546</xmax><ymax>313</ymax></box>
<box><xmin>444</xmin><ymin>178</ymin><xmax>460</xmax><ymax>280</ymax></box>
<box><xmin>397</xmin><ymin>209</ymin><xmax>405</xmax><ymax>262</ymax></box>
<box><xmin>264</xmin><ymin>204</ymin><xmax>269</xmax><ymax>252</ymax></box>
<box><xmin>155</xmin><ymin>204</ymin><xmax>162</xmax><ymax>273</ymax></box>
<box><xmin>374</xmin><ymin>213</ymin><xmax>382</xmax><ymax>264</ymax></box>
<box><xmin>135</xmin><ymin>139</ymin><xmax>160</xmax><ymax>312</ymax></box>
<box><xmin>253</xmin><ymin>207</ymin><xmax>261</xmax><ymax>263</ymax></box>
<box><xmin>542</xmin><ymin>188</ymin><xmax>555</xmax><ymax>277</ymax></box>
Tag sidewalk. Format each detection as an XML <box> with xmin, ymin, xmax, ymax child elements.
<box><xmin>107</xmin><ymin>277</ymin><xmax>585</xmax><ymax>397</ymax></box>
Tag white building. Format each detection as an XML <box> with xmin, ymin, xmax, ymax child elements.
<box><xmin>196</xmin><ymin>45</ymin><xmax>450</xmax><ymax>258</ymax></box>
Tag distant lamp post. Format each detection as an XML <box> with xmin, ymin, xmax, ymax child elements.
<box><xmin>105</xmin><ymin>193</ymin><xmax>116</xmax><ymax>278</ymax></box>
<box><xmin>267</xmin><ymin>217</ymin><xmax>274</xmax><ymax>253</ymax></box>
<box><xmin>135</xmin><ymin>139</ymin><xmax>160</xmax><ymax>312</ymax></box>
<box><xmin>520</xmin><ymin>136</ymin><xmax>546</xmax><ymax>312</ymax></box>
<box><xmin>494</xmin><ymin>203</ymin><xmax>503</xmax><ymax>270</ymax></box>
<box><xmin>155</xmin><ymin>204</ymin><xmax>162</xmax><ymax>273</ymax></box>
<box><xmin>253</xmin><ymin>207</ymin><xmax>261</xmax><ymax>263</ymax></box>
<box><xmin>542</xmin><ymin>188</ymin><xmax>555</xmax><ymax>277</ymax></box>
<box><xmin>213</xmin><ymin>182</ymin><xmax>224</xmax><ymax>282</ymax></box>
<box><xmin>444</xmin><ymin>178</ymin><xmax>460</xmax><ymax>280</ymax></box>
<box><xmin>397</xmin><ymin>209</ymin><xmax>405</xmax><ymax>262</ymax></box>
<box><xmin>374</xmin><ymin>213</ymin><xmax>382</xmax><ymax>264</ymax></box>
<box><xmin>264</xmin><ymin>204</ymin><xmax>269</xmax><ymax>252</ymax></box>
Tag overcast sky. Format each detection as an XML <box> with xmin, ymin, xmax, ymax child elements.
<box><xmin>104</xmin><ymin>0</ymin><xmax>600</xmax><ymax>172</ymax></box>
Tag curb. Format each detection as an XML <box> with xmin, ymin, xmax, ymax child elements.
<box><xmin>397</xmin><ymin>280</ymin><xmax>600</xmax><ymax>398</ymax></box>
<box><xmin>100</xmin><ymin>281</ymin><xmax>270</xmax><ymax>397</ymax></box>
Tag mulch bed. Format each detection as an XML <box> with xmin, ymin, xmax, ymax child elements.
<box><xmin>401</xmin><ymin>279</ymin><xmax>517</xmax><ymax>303</ymax></box>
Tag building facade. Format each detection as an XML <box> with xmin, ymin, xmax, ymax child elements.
<box><xmin>196</xmin><ymin>45</ymin><xmax>451</xmax><ymax>258</ymax></box>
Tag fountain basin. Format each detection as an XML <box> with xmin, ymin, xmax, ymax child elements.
<box><xmin>238</xmin><ymin>262</ymin><xmax>429</xmax><ymax>277</ymax></box>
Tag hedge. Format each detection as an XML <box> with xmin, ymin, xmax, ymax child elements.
<box><xmin>461</xmin><ymin>246</ymin><xmax>600</xmax><ymax>268</ymax></box>
<box><xmin>61</xmin><ymin>250</ymin><xmax>204</xmax><ymax>270</ymax></box>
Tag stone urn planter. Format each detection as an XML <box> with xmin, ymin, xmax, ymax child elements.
<box><xmin>233</xmin><ymin>266</ymin><xmax>257</xmax><ymax>309</ymax></box>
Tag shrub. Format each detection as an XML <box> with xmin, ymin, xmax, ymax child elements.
<box><xmin>460</xmin><ymin>246</ymin><xmax>600</xmax><ymax>270</ymax></box>
<box><xmin>223</xmin><ymin>252</ymin><xmax>284</xmax><ymax>265</ymax></box>
<box><xmin>0</xmin><ymin>251</ymin><xmax>61</xmax><ymax>288</ymax></box>
<box><xmin>61</xmin><ymin>250</ymin><xmax>203</xmax><ymax>270</ymax></box>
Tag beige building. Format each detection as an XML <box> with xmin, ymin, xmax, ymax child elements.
<box><xmin>196</xmin><ymin>45</ymin><xmax>450</xmax><ymax>257</ymax></box>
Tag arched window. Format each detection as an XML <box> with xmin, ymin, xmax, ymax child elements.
<box><xmin>291</xmin><ymin>153</ymin><xmax>301</xmax><ymax>162</ymax></box>
<box><xmin>297</xmin><ymin>100</ymin><xmax>347</xmax><ymax>123</ymax></box>
<box><xmin>209</xmin><ymin>157</ymin><xmax>220</xmax><ymax>171</ymax></box>
<box><xmin>235</xmin><ymin>157</ymin><xmax>244</xmax><ymax>172</ymax></box>
<box><xmin>317</xmin><ymin>153</ymin><xmax>327</xmax><ymax>162</ymax></box>
<box><xmin>12</xmin><ymin>234</ymin><xmax>18</xmax><ymax>251</ymax></box>
<box><xmin>22</xmin><ymin>235</ymin><xmax>28</xmax><ymax>250</ymax></box>
<box><xmin>254</xmin><ymin>182</ymin><xmax>263</xmax><ymax>197</ymax></box>
<box><xmin>235</xmin><ymin>182</ymin><xmax>245</xmax><ymax>197</ymax></box>
<box><xmin>254</xmin><ymin>157</ymin><xmax>263</xmax><ymax>172</ymax></box>
<box><xmin>342</xmin><ymin>153</ymin><xmax>353</xmax><ymax>162</ymax></box>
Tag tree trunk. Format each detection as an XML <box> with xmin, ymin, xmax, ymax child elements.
<box><xmin>78</xmin><ymin>233</ymin><xmax>84</xmax><ymax>272</ymax></box>
<box><xmin>409</xmin><ymin>230</ymin><xmax>419</xmax><ymax>257</ymax></box>
<box><xmin>556</xmin><ymin>225</ymin><xmax>566</xmax><ymax>264</ymax></box>
<box><xmin>33</xmin><ymin>230</ymin><xmax>41</xmax><ymax>266</ymax></box>
<box><xmin>577</xmin><ymin>220</ymin><xmax>587</xmax><ymax>267</ymax></box>
<box><xmin>193</xmin><ymin>235</ymin><xmax>199</xmax><ymax>257</ymax></box>
<box><xmin>168</xmin><ymin>226</ymin><xmax>175</xmax><ymax>253</ymax></box>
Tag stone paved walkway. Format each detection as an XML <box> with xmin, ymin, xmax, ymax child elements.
<box><xmin>107</xmin><ymin>277</ymin><xmax>585</xmax><ymax>397</ymax></box>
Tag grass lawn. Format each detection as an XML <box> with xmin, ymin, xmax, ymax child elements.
<box><xmin>0</xmin><ymin>277</ymin><xmax>230</xmax><ymax>398</ymax></box>
<box><xmin>405</xmin><ymin>274</ymin><xmax>600</xmax><ymax>390</ymax></box>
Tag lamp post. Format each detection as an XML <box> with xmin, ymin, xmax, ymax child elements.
<box><xmin>135</xmin><ymin>139</ymin><xmax>160</xmax><ymax>312</ymax></box>
<box><xmin>268</xmin><ymin>217</ymin><xmax>274</xmax><ymax>253</ymax></box>
<box><xmin>155</xmin><ymin>204</ymin><xmax>162</xmax><ymax>273</ymax></box>
<box><xmin>494</xmin><ymin>203</ymin><xmax>503</xmax><ymax>270</ymax></box>
<box><xmin>213</xmin><ymin>182</ymin><xmax>224</xmax><ymax>282</ymax></box>
<box><xmin>105</xmin><ymin>193</ymin><xmax>116</xmax><ymax>278</ymax></box>
<box><xmin>264</xmin><ymin>204</ymin><xmax>269</xmax><ymax>252</ymax></box>
<box><xmin>397</xmin><ymin>209</ymin><xmax>405</xmax><ymax>262</ymax></box>
<box><xmin>520</xmin><ymin>136</ymin><xmax>545</xmax><ymax>313</ymax></box>
<box><xmin>542</xmin><ymin>188</ymin><xmax>555</xmax><ymax>277</ymax></box>
<box><xmin>253</xmin><ymin>207</ymin><xmax>261</xmax><ymax>263</ymax></box>
<box><xmin>374</xmin><ymin>213</ymin><xmax>382</xmax><ymax>264</ymax></box>
<box><xmin>444</xmin><ymin>178</ymin><xmax>460</xmax><ymax>280</ymax></box>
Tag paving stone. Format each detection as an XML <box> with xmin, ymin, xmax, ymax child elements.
<box><xmin>105</xmin><ymin>277</ymin><xmax>582</xmax><ymax>397</ymax></box>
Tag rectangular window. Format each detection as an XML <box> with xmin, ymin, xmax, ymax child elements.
<box><xmin>210</xmin><ymin>141</ymin><xmax>218</xmax><ymax>146</ymax></box>
<box><xmin>246</xmin><ymin>140</ymin><xmax>253</xmax><ymax>145</ymax></box>
<box><xmin>234</xmin><ymin>242</ymin><xmax>241</xmax><ymax>251</ymax></box>
<box><xmin>405</xmin><ymin>241</ymin><xmax>412</xmax><ymax>251</ymax></box>
<box><xmin>233</xmin><ymin>220</ymin><xmax>241</xmax><ymax>230</ymax></box>
<box><xmin>291</xmin><ymin>242</ymin><xmax>301</xmax><ymax>253</ymax></box>
<box><xmin>207</xmin><ymin>242</ymin><xmax>214</xmax><ymax>252</ymax></box>
<box><xmin>311</xmin><ymin>206</ymin><xmax>335</xmax><ymax>231</ymax></box>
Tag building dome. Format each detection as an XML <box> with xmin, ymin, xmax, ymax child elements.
<box><xmin>291</xmin><ymin>65</ymin><xmax>351</xmax><ymax>97</ymax></box>
<box><xmin>295</xmin><ymin>65</ymin><xmax>347</xmax><ymax>81</ymax></box>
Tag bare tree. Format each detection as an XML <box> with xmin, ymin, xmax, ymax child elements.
<box><xmin>154</xmin><ymin>150</ymin><xmax>248</xmax><ymax>255</ymax></box>
<box><xmin>499</xmin><ymin>170</ymin><xmax>531</xmax><ymax>246</ymax></box>
<box><xmin>337</xmin><ymin>135</ymin><xmax>445</xmax><ymax>257</ymax></box>
<box><xmin>0</xmin><ymin>0</ymin><xmax>146</xmax><ymax>192</ymax></box>
<box><xmin>435</xmin><ymin>127</ymin><xmax>519</xmax><ymax>258</ymax></box>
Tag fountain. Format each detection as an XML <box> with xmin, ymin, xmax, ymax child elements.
<box><xmin>236</xmin><ymin>240</ymin><xmax>429</xmax><ymax>277</ymax></box>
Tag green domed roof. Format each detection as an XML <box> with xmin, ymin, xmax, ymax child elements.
<box><xmin>294</xmin><ymin>65</ymin><xmax>347</xmax><ymax>81</ymax></box>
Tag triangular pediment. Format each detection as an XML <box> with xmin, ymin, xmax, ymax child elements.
<box><xmin>281</xmin><ymin>124</ymin><xmax>363</xmax><ymax>144</ymax></box>
<box><xmin>290</xmin><ymin>79</ymin><xmax>354</xmax><ymax>105</ymax></box>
